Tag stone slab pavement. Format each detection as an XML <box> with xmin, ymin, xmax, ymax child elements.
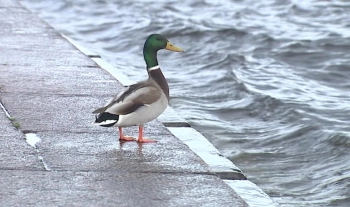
<box><xmin>0</xmin><ymin>0</ymin><xmax>248</xmax><ymax>206</ymax></box>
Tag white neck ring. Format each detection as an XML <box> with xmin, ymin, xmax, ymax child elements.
<box><xmin>148</xmin><ymin>65</ymin><xmax>160</xmax><ymax>71</ymax></box>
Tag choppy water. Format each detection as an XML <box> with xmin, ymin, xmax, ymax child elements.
<box><xmin>20</xmin><ymin>0</ymin><xmax>350</xmax><ymax>206</ymax></box>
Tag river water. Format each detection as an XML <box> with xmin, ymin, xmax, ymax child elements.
<box><xmin>20</xmin><ymin>0</ymin><xmax>350</xmax><ymax>206</ymax></box>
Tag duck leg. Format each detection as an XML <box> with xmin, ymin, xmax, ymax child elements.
<box><xmin>137</xmin><ymin>125</ymin><xmax>156</xmax><ymax>143</ymax></box>
<box><xmin>118</xmin><ymin>127</ymin><xmax>134</xmax><ymax>141</ymax></box>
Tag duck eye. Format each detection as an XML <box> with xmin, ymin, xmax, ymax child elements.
<box><xmin>156</xmin><ymin>37</ymin><xmax>162</xmax><ymax>41</ymax></box>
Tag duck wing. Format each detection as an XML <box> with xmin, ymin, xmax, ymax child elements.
<box><xmin>93</xmin><ymin>82</ymin><xmax>162</xmax><ymax>116</ymax></box>
<box><xmin>92</xmin><ymin>82</ymin><xmax>145</xmax><ymax>114</ymax></box>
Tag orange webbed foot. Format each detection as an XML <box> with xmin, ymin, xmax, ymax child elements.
<box><xmin>118</xmin><ymin>127</ymin><xmax>135</xmax><ymax>141</ymax></box>
<box><xmin>137</xmin><ymin>126</ymin><xmax>156</xmax><ymax>143</ymax></box>
<box><xmin>137</xmin><ymin>137</ymin><xmax>156</xmax><ymax>143</ymax></box>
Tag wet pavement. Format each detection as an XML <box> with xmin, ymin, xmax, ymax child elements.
<box><xmin>0</xmin><ymin>0</ymin><xmax>248</xmax><ymax>206</ymax></box>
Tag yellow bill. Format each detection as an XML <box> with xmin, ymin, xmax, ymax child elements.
<box><xmin>165</xmin><ymin>41</ymin><xmax>184</xmax><ymax>52</ymax></box>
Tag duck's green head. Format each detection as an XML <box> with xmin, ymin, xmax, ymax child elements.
<box><xmin>144</xmin><ymin>34</ymin><xmax>183</xmax><ymax>52</ymax></box>
<box><xmin>143</xmin><ymin>34</ymin><xmax>183</xmax><ymax>69</ymax></box>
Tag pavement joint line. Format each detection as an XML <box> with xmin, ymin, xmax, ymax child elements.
<box><xmin>2</xmin><ymin>92</ymin><xmax>96</xmax><ymax>97</ymax></box>
<box><xmin>136</xmin><ymin>171</ymin><xmax>218</xmax><ymax>176</ymax></box>
<box><xmin>162</xmin><ymin>122</ymin><xmax>191</xmax><ymax>127</ymax></box>
<box><xmin>23</xmin><ymin>132</ymin><xmax>53</xmax><ymax>171</ymax></box>
<box><xmin>0</xmin><ymin>168</ymin><xmax>50</xmax><ymax>172</ymax></box>
<box><xmin>22</xmin><ymin>132</ymin><xmax>53</xmax><ymax>172</ymax></box>
<box><xmin>0</xmin><ymin>100</ymin><xmax>21</xmax><ymax>129</ymax></box>
<box><xmin>1</xmin><ymin>98</ymin><xmax>52</xmax><ymax>171</ymax></box>
<box><xmin>21</xmin><ymin>130</ymin><xmax>39</xmax><ymax>134</ymax></box>
<box><xmin>37</xmin><ymin>154</ymin><xmax>52</xmax><ymax>171</ymax></box>
<box><xmin>14</xmin><ymin>169</ymin><xmax>219</xmax><ymax>176</ymax></box>
<box><xmin>0</xmin><ymin>168</ymin><xmax>215</xmax><ymax>176</ymax></box>
<box><xmin>0</xmin><ymin>99</ymin><xmax>12</xmax><ymax>118</ymax></box>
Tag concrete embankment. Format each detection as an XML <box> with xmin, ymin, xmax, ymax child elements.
<box><xmin>0</xmin><ymin>0</ymin><xmax>278</xmax><ymax>206</ymax></box>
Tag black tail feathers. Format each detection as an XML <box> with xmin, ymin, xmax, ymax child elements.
<box><xmin>94</xmin><ymin>112</ymin><xmax>119</xmax><ymax>127</ymax></box>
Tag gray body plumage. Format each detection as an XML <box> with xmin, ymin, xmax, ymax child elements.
<box><xmin>93</xmin><ymin>69</ymin><xmax>169</xmax><ymax>127</ymax></box>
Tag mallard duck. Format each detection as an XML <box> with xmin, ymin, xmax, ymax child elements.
<box><xmin>93</xmin><ymin>34</ymin><xmax>183</xmax><ymax>143</ymax></box>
